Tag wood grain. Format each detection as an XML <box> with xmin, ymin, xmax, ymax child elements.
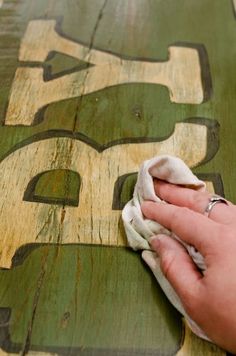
<box><xmin>0</xmin><ymin>0</ymin><xmax>234</xmax><ymax>355</ymax></box>
<box><xmin>5</xmin><ymin>20</ymin><xmax>206</xmax><ymax>126</ymax></box>
<box><xmin>0</xmin><ymin>122</ymin><xmax>208</xmax><ymax>269</ymax></box>
<box><xmin>0</xmin><ymin>246</ymin><xmax>183</xmax><ymax>355</ymax></box>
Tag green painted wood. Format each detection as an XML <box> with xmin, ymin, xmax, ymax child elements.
<box><xmin>0</xmin><ymin>246</ymin><xmax>182</xmax><ymax>354</ymax></box>
<box><xmin>0</xmin><ymin>0</ymin><xmax>235</xmax><ymax>190</ymax></box>
<box><xmin>0</xmin><ymin>0</ymin><xmax>235</xmax><ymax>354</ymax></box>
<box><xmin>32</xmin><ymin>169</ymin><xmax>81</xmax><ymax>206</ymax></box>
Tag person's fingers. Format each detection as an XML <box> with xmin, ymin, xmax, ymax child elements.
<box><xmin>142</xmin><ymin>201</ymin><xmax>222</xmax><ymax>254</ymax></box>
<box><xmin>141</xmin><ymin>250</ymin><xmax>189</xmax><ymax>318</ymax></box>
<box><xmin>150</xmin><ymin>234</ymin><xmax>202</xmax><ymax>309</ymax></box>
<box><xmin>153</xmin><ymin>180</ymin><xmax>234</xmax><ymax>224</ymax></box>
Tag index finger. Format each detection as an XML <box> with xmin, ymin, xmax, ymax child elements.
<box><xmin>141</xmin><ymin>201</ymin><xmax>221</xmax><ymax>254</ymax></box>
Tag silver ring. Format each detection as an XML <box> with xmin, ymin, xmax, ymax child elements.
<box><xmin>204</xmin><ymin>195</ymin><xmax>228</xmax><ymax>217</ymax></box>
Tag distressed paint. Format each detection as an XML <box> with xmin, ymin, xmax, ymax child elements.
<box><xmin>4</xmin><ymin>20</ymin><xmax>209</xmax><ymax>126</ymax></box>
<box><xmin>0</xmin><ymin>122</ymin><xmax>208</xmax><ymax>269</ymax></box>
<box><xmin>0</xmin><ymin>0</ymin><xmax>233</xmax><ymax>355</ymax></box>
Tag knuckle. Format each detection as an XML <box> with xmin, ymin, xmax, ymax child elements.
<box><xmin>160</xmin><ymin>251</ymin><xmax>176</xmax><ymax>280</ymax></box>
<box><xmin>165</xmin><ymin>184</ymin><xmax>174</xmax><ymax>200</ymax></box>
<box><xmin>192</xmin><ymin>191</ymin><xmax>209</xmax><ymax>211</ymax></box>
<box><xmin>170</xmin><ymin>207</ymin><xmax>190</xmax><ymax>228</ymax></box>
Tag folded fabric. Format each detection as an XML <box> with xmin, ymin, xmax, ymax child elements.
<box><xmin>122</xmin><ymin>155</ymin><xmax>210</xmax><ymax>341</ymax></box>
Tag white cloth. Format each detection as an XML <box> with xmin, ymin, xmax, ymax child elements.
<box><xmin>122</xmin><ymin>155</ymin><xmax>210</xmax><ymax>341</ymax></box>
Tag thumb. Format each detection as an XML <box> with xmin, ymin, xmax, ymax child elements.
<box><xmin>150</xmin><ymin>234</ymin><xmax>202</xmax><ymax>310</ymax></box>
<box><xmin>142</xmin><ymin>250</ymin><xmax>187</xmax><ymax>317</ymax></box>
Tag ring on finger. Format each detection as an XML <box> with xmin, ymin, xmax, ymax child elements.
<box><xmin>204</xmin><ymin>194</ymin><xmax>228</xmax><ymax>217</ymax></box>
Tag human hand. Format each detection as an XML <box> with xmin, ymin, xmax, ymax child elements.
<box><xmin>141</xmin><ymin>179</ymin><xmax>236</xmax><ymax>353</ymax></box>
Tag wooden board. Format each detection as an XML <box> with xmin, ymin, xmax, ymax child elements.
<box><xmin>0</xmin><ymin>0</ymin><xmax>235</xmax><ymax>354</ymax></box>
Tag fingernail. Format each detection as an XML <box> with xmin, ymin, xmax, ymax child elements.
<box><xmin>149</xmin><ymin>235</ymin><xmax>164</xmax><ymax>250</ymax></box>
<box><xmin>141</xmin><ymin>200</ymin><xmax>161</xmax><ymax>208</ymax></box>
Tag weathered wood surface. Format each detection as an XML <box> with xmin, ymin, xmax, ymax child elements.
<box><xmin>0</xmin><ymin>123</ymin><xmax>209</xmax><ymax>269</ymax></box>
<box><xmin>0</xmin><ymin>0</ymin><xmax>235</xmax><ymax>354</ymax></box>
<box><xmin>6</xmin><ymin>19</ymin><xmax>206</xmax><ymax>126</ymax></box>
